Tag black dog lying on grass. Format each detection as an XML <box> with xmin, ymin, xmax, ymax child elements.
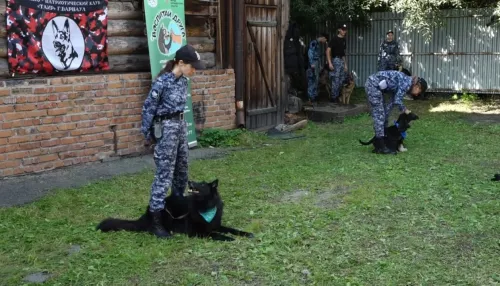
<box><xmin>359</xmin><ymin>112</ymin><xmax>420</xmax><ymax>154</ymax></box>
<box><xmin>97</xmin><ymin>179</ymin><xmax>254</xmax><ymax>241</ymax></box>
<box><xmin>492</xmin><ymin>174</ymin><xmax>500</xmax><ymax>181</ymax></box>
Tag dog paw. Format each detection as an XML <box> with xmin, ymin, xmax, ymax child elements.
<box><xmin>247</xmin><ymin>233</ymin><xmax>255</xmax><ymax>238</ymax></box>
<box><xmin>400</xmin><ymin>148</ymin><xmax>408</xmax><ymax>152</ymax></box>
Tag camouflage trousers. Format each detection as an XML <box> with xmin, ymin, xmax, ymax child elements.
<box><xmin>149</xmin><ymin>120</ymin><xmax>189</xmax><ymax>212</ymax></box>
<box><xmin>329</xmin><ymin>58</ymin><xmax>346</xmax><ymax>100</ymax></box>
<box><xmin>378</xmin><ymin>59</ymin><xmax>398</xmax><ymax>71</ymax></box>
<box><xmin>365</xmin><ymin>77</ymin><xmax>389</xmax><ymax>138</ymax></box>
<box><xmin>306</xmin><ymin>64</ymin><xmax>320</xmax><ymax>101</ymax></box>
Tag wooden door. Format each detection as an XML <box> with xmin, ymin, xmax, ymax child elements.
<box><xmin>244</xmin><ymin>0</ymin><xmax>284</xmax><ymax>130</ymax></box>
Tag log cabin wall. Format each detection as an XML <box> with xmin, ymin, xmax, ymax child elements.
<box><xmin>0</xmin><ymin>0</ymin><xmax>218</xmax><ymax>76</ymax></box>
<box><xmin>0</xmin><ymin>0</ymin><xmax>238</xmax><ymax>178</ymax></box>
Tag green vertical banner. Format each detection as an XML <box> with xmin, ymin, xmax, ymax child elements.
<box><xmin>144</xmin><ymin>0</ymin><xmax>198</xmax><ymax>148</ymax></box>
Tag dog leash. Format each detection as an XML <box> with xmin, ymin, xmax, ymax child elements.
<box><xmin>164</xmin><ymin>208</ymin><xmax>189</xmax><ymax>220</ymax></box>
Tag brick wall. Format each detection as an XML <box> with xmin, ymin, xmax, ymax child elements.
<box><xmin>0</xmin><ymin>69</ymin><xmax>235</xmax><ymax>177</ymax></box>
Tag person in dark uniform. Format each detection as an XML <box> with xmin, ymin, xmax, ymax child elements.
<box><xmin>327</xmin><ymin>24</ymin><xmax>348</xmax><ymax>103</ymax></box>
<box><xmin>141</xmin><ymin>45</ymin><xmax>206</xmax><ymax>238</ymax></box>
<box><xmin>377</xmin><ymin>30</ymin><xmax>402</xmax><ymax>71</ymax></box>
<box><xmin>364</xmin><ymin>70</ymin><xmax>427</xmax><ymax>154</ymax></box>
<box><xmin>306</xmin><ymin>33</ymin><xmax>329</xmax><ymax>104</ymax></box>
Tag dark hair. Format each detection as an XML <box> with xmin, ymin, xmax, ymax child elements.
<box><xmin>319</xmin><ymin>32</ymin><xmax>329</xmax><ymax>42</ymax></box>
<box><xmin>155</xmin><ymin>59</ymin><xmax>180</xmax><ymax>79</ymax></box>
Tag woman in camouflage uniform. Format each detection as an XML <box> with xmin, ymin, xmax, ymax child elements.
<box><xmin>365</xmin><ymin>70</ymin><xmax>427</xmax><ymax>154</ymax></box>
<box><xmin>141</xmin><ymin>45</ymin><xmax>205</xmax><ymax>238</ymax></box>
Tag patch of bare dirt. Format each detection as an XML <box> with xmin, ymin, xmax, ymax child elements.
<box><xmin>280</xmin><ymin>186</ymin><xmax>351</xmax><ymax>209</ymax></box>
<box><xmin>315</xmin><ymin>186</ymin><xmax>351</xmax><ymax>209</ymax></box>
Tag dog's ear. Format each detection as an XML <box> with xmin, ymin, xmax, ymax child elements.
<box><xmin>210</xmin><ymin>179</ymin><xmax>219</xmax><ymax>190</ymax></box>
<box><xmin>52</xmin><ymin>21</ymin><xmax>59</xmax><ymax>34</ymax></box>
<box><xmin>63</xmin><ymin>19</ymin><xmax>70</xmax><ymax>33</ymax></box>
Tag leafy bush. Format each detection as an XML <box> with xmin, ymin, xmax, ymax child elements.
<box><xmin>452</xmin><ymin>90</ymin><xmax>479</xmax><ymax>103</ymax></box>
<box><xmin>197</xmin><ymin>128</ymin><xmax>245</xmax><ymax>147</ymax></box>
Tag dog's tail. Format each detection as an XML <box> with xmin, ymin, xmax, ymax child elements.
<box><xmin>96</xmin><ymin>217</ymin><xmax>148</xmax><ymax>233</ymax></box>
<box><xmin>358</xmin><ymin>137</ymin><xmax>375</xmax><ymax>145</ymax></box>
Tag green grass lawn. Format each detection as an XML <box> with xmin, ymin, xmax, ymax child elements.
<box><xmin>1</xmin><ymin>98</ymin><xmax>499</xmax><ymax>285</ymax></box>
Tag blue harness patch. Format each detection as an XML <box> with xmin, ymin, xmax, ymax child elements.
<box><xmin>199</xmin><ymin>207</ymin><xmax>217</xmax><ymax>223</ymax></box>
<box><xmin>394</xmin><ymin>121</ymin><xmax>407</xmax><ymax>139</ymax></box>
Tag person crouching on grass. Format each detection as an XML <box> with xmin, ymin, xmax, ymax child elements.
<box><xmin>141</xmin><ymin>45</ymin><xmax>206</xmax><ymax>238</ymax></box>
<box><xmin>364</xmin><ymin>70</ymin><xmax>427</xmax><ymax>154</ymax></box>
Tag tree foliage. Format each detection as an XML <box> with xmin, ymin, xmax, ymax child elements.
<box><xmin>291</xmin><ymin>0</ymin><xmax>500</xmax><ymax>40</ymax></box>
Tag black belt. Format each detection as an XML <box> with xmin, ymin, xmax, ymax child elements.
<box><xmin>157</xmin><ymin>112</ymin><xmax>184</xmax><ymax>121</ymax></box>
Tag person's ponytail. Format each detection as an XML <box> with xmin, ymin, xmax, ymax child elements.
<box><xmin>155</xmin><ymin>59</ymin><xmax>179</xmax><ymax>79</ymax></box>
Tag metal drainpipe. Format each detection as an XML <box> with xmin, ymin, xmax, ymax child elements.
<box><xmin>234</xmin><ymin>0</ymin><xmax>245</xmax><ymax>129</ymax></box>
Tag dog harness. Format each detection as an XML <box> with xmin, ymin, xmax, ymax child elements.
<box><xmin>394</xmin><ymin>121</ymin><xmax>407</xmax><ymax>139</ymax></box>
<box><xmin>199</xmin><ymin>207</ymin><xmax>217</xmax><ymax>223</ymax></box>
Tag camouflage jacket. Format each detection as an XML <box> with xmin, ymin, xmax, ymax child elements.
<box><xmin>141</xmin><ymin>72</ymin><xmax>188</xmax><ymax>139</ymax></box>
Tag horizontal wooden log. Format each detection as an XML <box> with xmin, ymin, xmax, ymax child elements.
<box><xmin>108</xmin><ymin>52</ymin><xmax>215</xmax><ymax>72</ymax></box>
<box><xmin>188</xmin><ymin>37</ymin><xmax>215</xmax><ymax>53</ymax></box>
<box><xmin>185</xmin><ymin>0</ymin><xmax>218</xmax><ymax>16</ymax></box>
<box><xmin>0</xmin><ymin>37</ymin><xmax>148</xmax><ymax>57</ymax></box>
<box><xmin>108</xmin><ymin>20</ymin><xmax>146</xmax><ymax>37</ymax></box>
<box><xmin>0</xmin><ymin>52</ymin><xmax>216</xmax><ymax>78</ymax></box>
<box><xmin>1</xmin><ymin>19</ymin><xmax>218</xmax><ymax>38</ymax></box>
<box><xmin>0</xmin><ymin>37</ymin><xmax>215</xmax><ymax>58</ymax></box>
<box><xmin>187</xmin><ymin>25</ymin><xmax>211</xmax><ymax>37</ymax></box>
<box><xmin>107</xmin><ymin>37</ymin><xmax>148</xmax><ymax>55</ymax></box>
<box><xmin>0</xmin><ymin>58</ymin><xmax>9</xmax><ymax>77</ymax></box>
<box><xmin>108</xmin><ymin>54</ymin><xmax>150</xmax><ymax>72</ymax></box>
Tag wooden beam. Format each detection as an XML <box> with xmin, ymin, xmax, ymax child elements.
<box><xmin>247</xmin><ymin>21</ymin><xmax>278</xmax><ymax>27</ymax></box>
<box><xmin>0</xmin><ymin>37</ymin><xmax>149</xmax><ymax>57</ymax></box>
<box><xmin>1</xmin><ymin>19</ymin><xmax>215</xmax><ymax>38</ymax></box>
<box><xmin>0</xmin><ymin>37</ymin><xmax>217</xmax><ymax>58</ymax></box>
<box><xmin>108</xmin><ymin>54</ymin><xmax>150</xmax><ymax>72</ymax></box>
<box><xmin>185</xmin><ymin>0</ymin><xmax>218</xmax><ymax>17</ymax></box>
<box><xmin>247</xmin><ymin>106</ymin><xmax>278</xmax><ymax>116</ymax></box>
<box><xmin>108</xmin><ymin>20</ymin><xmax>146</xmax><ymax>37</ymax></box>
<box><xmin>188</xmin><ymin>37</ymin><xmax>216</xmax><ymax>53</ymax></box>
<box><xmin>186</xmin><ymin>17</ymin><xmax>215</xmax><ymax>38</ymax></box>
<box><xmin>0</xmin><ymin>58</ymin><xmax>9</xmax><ymax>77</ymax></box>
<box><xmin>0</xmin><ymin>52</ymin><xmax>216</xmax><ymax>78</ymax></box>
<box><xmin>107</xmin><ymin>37</ymin><xmax>149</xmax><ymax>55</ymax></box>
<box><xmin>108</xmin><ymin>10</ymin><xmax>143</xmax><ymax>20</ymax></box>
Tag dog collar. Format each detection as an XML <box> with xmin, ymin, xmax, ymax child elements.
<box><xmin>394</xmin><ymin>121</ymin><xmax>407</xmax><ymax>139</ymax></box>
<box><xmin>199</xmin><ymin>207</ymin><xmax>217</xmax><ymax>223</ymax></box>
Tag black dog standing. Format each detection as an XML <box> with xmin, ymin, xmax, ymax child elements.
<box><xmin>359</xmin><ymin>112</ymin><xmax>419</xmax><ymax>153</ymax></box>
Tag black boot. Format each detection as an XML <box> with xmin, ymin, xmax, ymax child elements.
<box><xmin>150</xmin><ymin>211</ymin><xmax>171</xmax><ymax>238</ymax></box>
<box><xmin>373</xmin><ymin>137</ymin><xmax>396</xmax><ymax>155</ymax></box>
